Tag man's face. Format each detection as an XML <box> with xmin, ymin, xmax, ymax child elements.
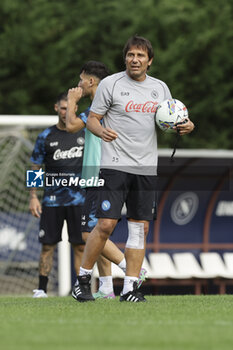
<box><xmin>54</xmin><ymin>99</ymin><xmax>67</xmax><ymax>126</ymax></box>
<box><xmin>125</xmin><ymin>45</ymin><xmax>153</xmax><ymax>81</ymax></box>
<box><xmin>78</xmin><ymin>72</ymin><xmax>92</xmax><ymax>97</ymax></box>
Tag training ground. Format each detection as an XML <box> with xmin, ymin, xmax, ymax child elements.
<box><xmin>1</xmin><ymin>295</ymin><xmax>233</xmax><ymax>350</ymax></box>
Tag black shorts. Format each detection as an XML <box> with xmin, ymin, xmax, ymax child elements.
<box><xmin>39</xmin><ymin>205</ymin><xmax>85</xmax><ymax>245</ymax></box>
<box><xmin>81</xmin><ymin>187</ymin><xmax>98</xmax><ymax>233</ymax></box>
<box><xmin>96</xmin><ymin>169</ymin><xmax>157</xmax><ymax>221</ymax></box>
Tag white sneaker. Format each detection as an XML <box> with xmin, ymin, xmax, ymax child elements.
<box><xmin>33</xmin><ymin>289</ymin><xmax>48</xmax><ymax>298</ymax></box>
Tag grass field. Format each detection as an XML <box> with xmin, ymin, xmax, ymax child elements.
<box><xmin>0</xmin><ymin>295</ymin><xmax>233</xmax><ymax>350</ymax></box>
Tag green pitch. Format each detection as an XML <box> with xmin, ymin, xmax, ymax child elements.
<box><xmin>1</xmin><ymin>295</ymin><xmax>233</xmax><ymax>350</ymax></box>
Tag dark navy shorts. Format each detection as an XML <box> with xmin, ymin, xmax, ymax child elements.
<box><xmin>39</xmin><ymin>205</ymin><xmax>85</xmax><ymax>245</ymax></box>
<box><xmin>96</xmin><ymin>169</ymin><xmax>157</xmax><ymax>221</ymax></box>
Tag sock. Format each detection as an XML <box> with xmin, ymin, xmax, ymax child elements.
<box><xmin>75</xmin><ymin>267</ymin><xmax>93</xmax><ymax>286</ymax></box>
<box><xmin>98</xmin><ymin>276</ymin><xmax>113</xmax><ymax>294</ymax></box>
<box><xmin>79</xmin><ymin>266</ymin><xmax>93</xmax><ymax>276</ymax></box>
<box><xmin>122</xmin><ymin>276</ymin><xmax>138</xmax><ymax>295</ymax></box>
<box><xmin>118</xmin><ymin>258</ymin><xmax>126</xmax><ymax>273</ymax></box>
<box><xmin>38</xmin><ymin>275</ymin><xmax>48</xmax><ymax>293</ymax></box>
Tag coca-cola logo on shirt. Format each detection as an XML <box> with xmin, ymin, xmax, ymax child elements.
<box><xmin>125</xmin><ymin>100</ymin><xmax>158</xmax><ymax>113</ymax></box>
<box><xmin>53</xmin><ymin>146</ymin><xmax>83</xmax><ymax>160</ymax></box>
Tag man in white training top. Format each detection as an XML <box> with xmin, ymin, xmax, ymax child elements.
<box><xmin>74</xmin><ymin>35</ymin><xmax>195</xmax><ymax>302</ymax></box>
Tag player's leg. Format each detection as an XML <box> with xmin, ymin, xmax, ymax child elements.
<box><xmin>96</xmin><ymin>255</ymin><xmax>112</xmax><ymax>277</ymax></box>
<box><xmin>82</xmin><ymin>230</ymin><xmax>114</xmax><ymax>298</ymax></box>
<box><xmin>79</xmin><ymin>187</ymin><xmax>125</xmax><ymax>299</ymax></box>
<box><xmin>81</xmin><ymin>218</ymin><xmax>118</xmax><ymax>269</ymax></box>
<box><xmin>120</xmin><ymin>219</ymin><xmax>149</xmax><ymax>302</ymax></box>
<box><xmin>81</xmin><ymin>187</ymin><xmax>124</xmax><ymax>264</ymax></box>
<box><xmin>101</xmin><ymin>239</ymin><xmax>125</xmax><ymax>266</ymax></box>
<box><xmin>70</xmin><ymin>193</ymin><xmax>117</xmax><ymax>301</ymax></box>
<box><xmin>120</xmin><ymin>174</ymin><xmax>156</xmax><ymax>302</ymax></box>
<box><xmin>124</xmin><ymin>220</ymin><xmax>149</xmax><ymax>277</ymax></box>
<box><xmin>72</xmin><ymin>218</ymin><xmax>117</xmax><ymax>302</ymax></box>
<box><xmin>93</xmin><ymin>255</ymin><xmax>116</xmax><ymax>299</ymax></box>
<box><xmin>33</xmin><ymin>206</ymin><xmax>64</xmax><ymax>298</ymax></box>
<box><xmin>39</xmin><ymin>244</ymin><xmax>56</xmax><ymax>276</ymax></box>
<box><xmin>80</xmin><ymin>187</ymin><xmax>115</xmax><ymax>269</ymax></box>
<box><xmin>72</xmin><ymin>243</ymin><xmax>85</xmax><ymax>275</ymax></box>
<box><xmin>66</xmin><ymin>205</ymin><xmax>85</xmax><ymax>276</ymax></box>
<box><xmin>80</xmin><ymin>188</ymin><xmax>116</xmax><ymax>297</ymax></box>
<box><xmin>83</xmin><ymin>169</ymin><xmax>126</xmax><ymax>272</ymax></box>
<box><xmin>34</xmin><ymin>243</ymin><xmax>56</xmax><ymax>297</ymax></box>
<box><xmin>100</xmin><ymin>233</ymin><xmax>147</xmax><ymax>289</ymax></box>
<box><xmin>82</xmin><ymin>230</ymin><xmax>126</xmax><ymax>298</ymax></box>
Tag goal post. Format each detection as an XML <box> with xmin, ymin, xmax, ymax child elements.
<box><xmin>0</xmin><ymin>115</ymin><xmax>58</xmax><ymax>126</ymax></box>
<box><xmin>0</xmin><ymin>115</ymin><xmax>71</xmax><ymax>296</ymax></box>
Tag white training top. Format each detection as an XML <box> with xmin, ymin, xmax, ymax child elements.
<box><xmin>90</xmin><ymin>71</ymin><xmax>172</xmax><ymax>175</ymax></box>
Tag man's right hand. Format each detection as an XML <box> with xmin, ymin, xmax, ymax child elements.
<box><xmin>101</xmin><ymin>127</ymin><xmax>118</xmax><ymax>142</ymax></box>
<box><xmin>67</xmin><ymin>87</ymin><xmax>83</xmax><ymax>103</ymax></box>
<box><xmin>29</xmin><ymin>197</ymin><xmax>42</xmax><ymax>218</ymax></box>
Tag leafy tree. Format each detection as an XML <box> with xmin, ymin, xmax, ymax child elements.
<box><xmin>0</xmin><ymin>0</ymin><xmax>232</xmax><ymax>148</ymax></box>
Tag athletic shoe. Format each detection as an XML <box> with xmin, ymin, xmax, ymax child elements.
<box><xmin>137</xmin><ymin>267</ymin><xmax>147</xmax><ymax>288</ymax></box>
<box><xmin>120</xmin><ymin>282</ymin><xmax>146</xmax><ymax>302</ymax></box>
<box><xmin>33</xmin><ymin>289</ymin><xmax>48</xmax><ymax>298</ymax></box>
<box><xmin>93</xmin><ymin>290</ymin><xmax>116</xmax><ymax>299</ymax></box>
<box><xmin>72</xmin><ymin>275</ymin><xmax>95</xmax><ymax>302</ymax></box>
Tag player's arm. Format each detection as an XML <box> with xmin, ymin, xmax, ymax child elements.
<box><xmin>87</xmin><ymin>111</ymin><xmax>118</xmax><ymax>142</ymax></box>
<box><xmin>29</xmin><ymin>164</ymin><xmax>42</xmax><ymax>218</ymax></box>
<box><xmin>66</xmin><ymin>87</ymin><xmax>85</xmax><ymax>133</ymax></box>
<box><xmin>174</xmin><ymin>118</ymin><xmax>195</xmax><ymax>135</ymax></box>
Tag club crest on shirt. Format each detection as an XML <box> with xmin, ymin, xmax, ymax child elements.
<box><xmin>151</xmin><ymin>90</ymin><xmax>159</xmax><ymax>99</ymax></box>
<box><xmin>77</xmin><ymin>137</ymin><xmax>85</xmax><ymax>145</ymax></box>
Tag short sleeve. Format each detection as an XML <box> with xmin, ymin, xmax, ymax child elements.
<box><xmin>78</xmin><ymin>107</ymin><xmax>90</xmax><ymax>125</ymax></box>
<box><xmin>90</xmin><ymin>77</ymin><xmax>112</xmax><ymax>115</ymax></box>
<box><xmin>30</xmin><ymin>128</ymin><xmax>51</xmax><ymax>165</ymax></box>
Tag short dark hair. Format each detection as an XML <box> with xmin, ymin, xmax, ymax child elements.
<box><xmin>56</xmin><ymin>92</ymin><xmax>67</xmax><ymax>103</ymax></box>
<box><xmin>79</xmin><ymin>61</ymin><xmax>109</xmax><ymax>80</ymax></box>
<box><xmin>123</xmin><ymin>35</ymin><xmax>154</xmax><ymax>61</ymax></box>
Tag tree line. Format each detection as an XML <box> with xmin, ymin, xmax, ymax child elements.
<box><xmin>0</xmin><ymin>0</ymin><xmax>233</xmax><ymax>149</ymax></box>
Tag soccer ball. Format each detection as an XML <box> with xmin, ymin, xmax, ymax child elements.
<box><xmin>155</xmin><ymin>99</ymin><xmax>188</xmax><ymax>133</ymax></box>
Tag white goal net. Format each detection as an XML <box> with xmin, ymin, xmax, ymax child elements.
<box><xmin>0</xmin><ymin>115</ymin><xmax>69</xmax><ymax>296</ymax></box>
